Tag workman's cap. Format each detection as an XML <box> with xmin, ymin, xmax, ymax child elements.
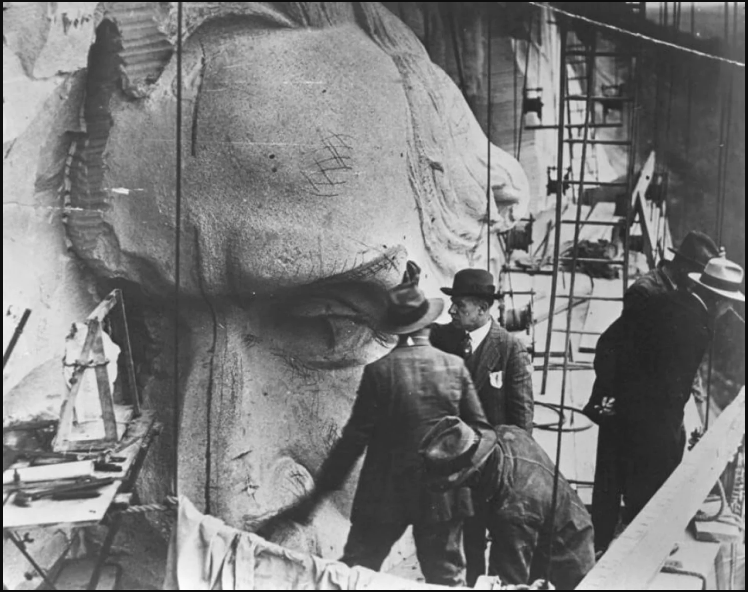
<box><xmin>420</xmin><ymin>417</ymin><xmax>497</xmax><ymax>492</ymax></box>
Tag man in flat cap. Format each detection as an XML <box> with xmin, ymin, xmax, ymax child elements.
<box><xmin>430</xmin><ymin>268</ymin><xmax>534</xmax><ymax>585</ymax></box>
<box><xmin>421</xmin><ymin>417</ymin><xmax>595</xmax><ymax>589</ymax></box>
<box><xmin>274</xmin><ymin>282</ymin><xmax>489</xmax><ymax>586</ymax></box>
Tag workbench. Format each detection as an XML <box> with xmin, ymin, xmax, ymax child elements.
<box><xmin>3</xmin><ymin>411</ymin><xmax>160</xmax><ymax>590</ymax></box>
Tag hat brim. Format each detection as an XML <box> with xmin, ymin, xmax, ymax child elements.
<box><xmin>440</xmin><ymin>288</ymin><xmax>498</xmax><ymax>300</ymax></box>
<box><xmin>668</xmin><ymin>248</ymin><xmax>710</xmax><ymax>271</ymax></box>
<box><xmin>688</xmin><ymin>272</ymin><xmax>745</xmax><ymax>303</ymax></box>
<box><xmin>427</xmin><ymin>427</ymin><xmax>498</xmax><ymax>492</ymax></box>
<box><xmin>379</xmin><ymin>298</ymin><xmax>445</xmax><ymax>335</ymax></box>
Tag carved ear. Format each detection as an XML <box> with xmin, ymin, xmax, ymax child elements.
<box><xmin>402</xmin><ymin>260</ymin><xmax>422</xmax><ymax>286</ymax></box>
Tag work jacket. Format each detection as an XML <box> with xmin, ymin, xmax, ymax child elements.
<box><xmin>478</xmin><ymin>426</ymin><xmax>595</xmax><ymax>590</ymax></box>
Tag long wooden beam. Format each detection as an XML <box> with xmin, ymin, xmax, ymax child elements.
<box><xmin>577</xmin><ymin>387</ymin><xmax>745</xmax><ymax>590</ymax></box>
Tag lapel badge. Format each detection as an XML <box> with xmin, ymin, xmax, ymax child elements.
<box><xmin>489</xmin><ymin>371</ymin><xmax>504</xmax><ymax>389</ymax></box>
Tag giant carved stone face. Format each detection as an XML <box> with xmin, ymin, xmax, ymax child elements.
<box><xmin>66</xmin><ymin>2</ymin><xmax>529</xmax><ymax>556</ymax></box>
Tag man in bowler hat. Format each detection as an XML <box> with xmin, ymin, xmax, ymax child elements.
<box><xmin>274</xmin><ymin>282</ymin><xmax>489</xmax><ymax>586</ymax></box>
<box><xmin>420</xmin><ymin>417</ymin><xmax>595</xmax><ymax>590</ymax></box>
<box><xmin>430</xmin><ymin>268</ymin><xmax>534</xmax><ymax>585</ymax></box>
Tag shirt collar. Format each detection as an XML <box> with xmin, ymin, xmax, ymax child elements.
<box><xmin>468</xmin><ymin>319</ymin><xmax>492</xmax><ymax>351</ymax></box>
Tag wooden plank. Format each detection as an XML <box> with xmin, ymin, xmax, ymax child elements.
<box><xmin>52</xmin><ymin>321</ymin><xmax>100</xmax><ymax>452</ymax></box>
<box><xmin>630</xmin><ymin>151</ymin><xmax>656</xmax><ymax>214</ymax></box>
<box><xmin>117</xmin><ymin>293</ymin><xmax>141</xmax><ymax>415</ymax></box>
<box><xmin>86</xmin><ymin>291</ymin><xmax>119</xmax><ymax>324</ymax></box>
<box><xmin>59</xmin><ymin>405</ymin><xmax>134</xmax><ymax>453</ymax></box>
<box><xmin>3</xmin><ymin>411</ymin><xmax>156</xmax><ymax>530</ymax></box>
<box><xmin>577</xmin><ymin>387</ymin><xmax>746</xmax><ymax>590</ymax></box>
<box><xmin>91</xmin><ymin>324</ymin><xmax>119</xmax><ymax>442</ymax></box>
<box><xmin>3</xmin><ymin>307</ymin><xmax>31</xmax><ymax>370</ymax></box>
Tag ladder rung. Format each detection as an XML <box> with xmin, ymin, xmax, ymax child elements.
<box><xmin>534</xmin><ymin>351</ymin><xmax>569</xmax><ymax>359</ymax></box>
<box><xmin>525</xmin><ymin>123</ymin><xmax>624</xmax><ymax>130</ymax></box>
<box><xmin>564</xmin><ymin>95</ymin><xmax>635</xmax><ymax>102</ymax></box>
<box><xmin>563</xmin><ymin>180</ymin><xmax>629</xmax><ymax>187</ymax></box>
<box><xmin>565</xmin><ymin>139</ymin><xmax>633</xmax><ymax>146</ymax></box>
<box><xmin>556</xmin><ymin>294</ymin><xmax>624</xmax><ymax>301</ymax></box>
<box><xmin>503</xmin><ymin>268</ymin><xmax>556</xmax><ymax>276</ymax></box>
<box><xmin>561</xmin><ymin>220</ymin><xmax>622</xmax><ymax>226</ymax></box>
<box><xmin>559</xmin><ymin>257</ymin><xmax>626</xmax><ymax>264</ymax></box>
<box><xmin>565</xmin><ymin>51</ymin><xmax>636</xmax><ymax>58</ymax></box>
<box><xmin>537</xmin><ymin>363</ymin><xmax>594</xmax><ymax>371</ymax></box>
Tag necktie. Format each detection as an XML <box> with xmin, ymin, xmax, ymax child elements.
<box><xmin>460</xmin><ymin>334</ymin><xmax>473</xmax><ymax>359</ymax></box>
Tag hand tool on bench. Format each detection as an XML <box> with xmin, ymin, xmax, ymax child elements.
<box><xmin>5</xmin><ymin>447</ymin><xmax>126</xmax><ymax>472</ymax></box>
<box><xmin>13</xmin><ymin>476</ymin><xmax>116</xmax><ymax>507</ymax></box>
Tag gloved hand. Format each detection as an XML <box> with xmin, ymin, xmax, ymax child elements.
<box><xmin>593</xmin><ymin>396</ymin><xmax>616</xmax><ymax>417</ymax></box>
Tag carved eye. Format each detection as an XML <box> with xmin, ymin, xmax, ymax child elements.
<box><xmin>263</xmin><ymin>282</ymin><xmax>394</xmax><ymax>371</ymax></box>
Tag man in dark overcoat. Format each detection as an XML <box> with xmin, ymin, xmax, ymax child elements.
<box><xmin>277</xmin><ymin>282</ymin><xmax>488</xmax><ymax>586</ymax></box>
<box><xmin>587</xmin><ymin>256</ymin><xmax>745</xmax><ymax>550</ymax></box>
<box><xmin>430</xmin><ymin>268</ymin><xmax>534</xmax><ymax>585</ymax></box>
<box><xmin>586</xmin><ymin>231</ymin><xmax>720</xmax><ymax>552</ymax></box>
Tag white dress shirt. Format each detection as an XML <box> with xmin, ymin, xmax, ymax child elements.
<box><xmin>467</xmin><ymin>319</ymin><xmax>492</xmax><ymax>352</ymax></box>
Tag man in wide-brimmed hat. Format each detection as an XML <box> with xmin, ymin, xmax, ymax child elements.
<box><xmin>590</xmin><ymin>256</ymin><xmax>745</xmax><ymax>549</ymax></box>
<box><xmin>420</xmin><ymin>417</ymin><xmax>595</xmax><ymax>590</ymax></box>
<box><xmin>272</xmin><ymin>282</ymin><xmax>488</xmax><ymax>586</ymax></box>
<box><xmin>430</xmin><ymin>268</ymin><xmax>535</xmax><ymax>585</ymax></box>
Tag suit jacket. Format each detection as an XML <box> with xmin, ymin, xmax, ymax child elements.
<box><xmin>315</xmin><ymin>339</ymin><xmax>488</xmax><ymax>525</ymax></box>
<box><xmin>431</xmin><ymin>320</ymin><xmax>534</xmax><ymax>433</ymax></box>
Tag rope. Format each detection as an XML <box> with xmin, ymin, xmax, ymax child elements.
<box><xmin>516</xmin><ymin>9</ymin><xmax>536</xmax><ymax>161</ymax></box>
<box><xmin>685</xmin><ymin>2</ymin><xmax>695</xmax><ymax>158</ymax></box>
<box><xmin>487</xmin><ymin>9</ymin><xmax>493</xmax><ymax>271</ymax></box>
<box><xmin>111</xmin><ymin>496</ymin><xmax>179</xmax><ymax>515</ymax></box>
<box><xmin>524</xmin><ymin>2</ymin><xmax>745</xmax><ymax>68</ymax></box>
<box><xmin>533</xmin><ymin>401</ymin><xmax>595</xmax><ymax>433</ymax></box>
<box><xmin>172</xmin><ymin>1</ymin><xmax>184</xmax><ymax>499</ymax></box>
<box><xmin>663</xmin><ymin>3</ymin><xmax>681</xmax><ymax>145</ymax></box>
<box><xmin>540</xmin><ymin>23</ymin><xmax>568</xmax><ymax>396</ymax></box>
<box><xmin>446</xmin><ymin>4</ymin><xmax>468</xmax><ymax>100</ymax></box>
<box><xmin>716</xmin><ymin>2</ymin><xmax>737</xmax><ymax>247</ymax></box>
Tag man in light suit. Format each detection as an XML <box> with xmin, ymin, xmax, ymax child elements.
<box><xmin>430</xmin><ymin>268</ymin><xmax>535</xmax><ymax>586</ymax></box>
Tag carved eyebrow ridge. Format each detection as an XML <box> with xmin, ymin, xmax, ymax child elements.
<box><xmin>310</xmin><ymin>245</ymin><xmax>405</xmax><ymax>286</ymax></box>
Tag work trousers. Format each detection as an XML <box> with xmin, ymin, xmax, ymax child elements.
<box><xmin>341</xmin><ymin>518</ymin><xmax>466</xmax><ymax>587</ymax></box>
<box><xmin>487</xmin><ymin>512</ymin><xmax>595</xmax><ymax>590</ymax></box>
<box><xmin>464</xmin><ymin>500</ymin><xmax>491</xmax><ymax>587</ymax></box>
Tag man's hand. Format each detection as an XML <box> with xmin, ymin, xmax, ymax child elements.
<box><xmin>283</xmin><ymin>493</ymin><xmax>322</xmax><ymax>525</ymax></box>
<box><xmin>593</xmin><ymin>396</ymin><xmax>616</xmax><ymax>417</ymax></box>
<box><xmin>256</xmin><ymin>491</ymin><xmax>324</xmax><ymax>539</ymax></box>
